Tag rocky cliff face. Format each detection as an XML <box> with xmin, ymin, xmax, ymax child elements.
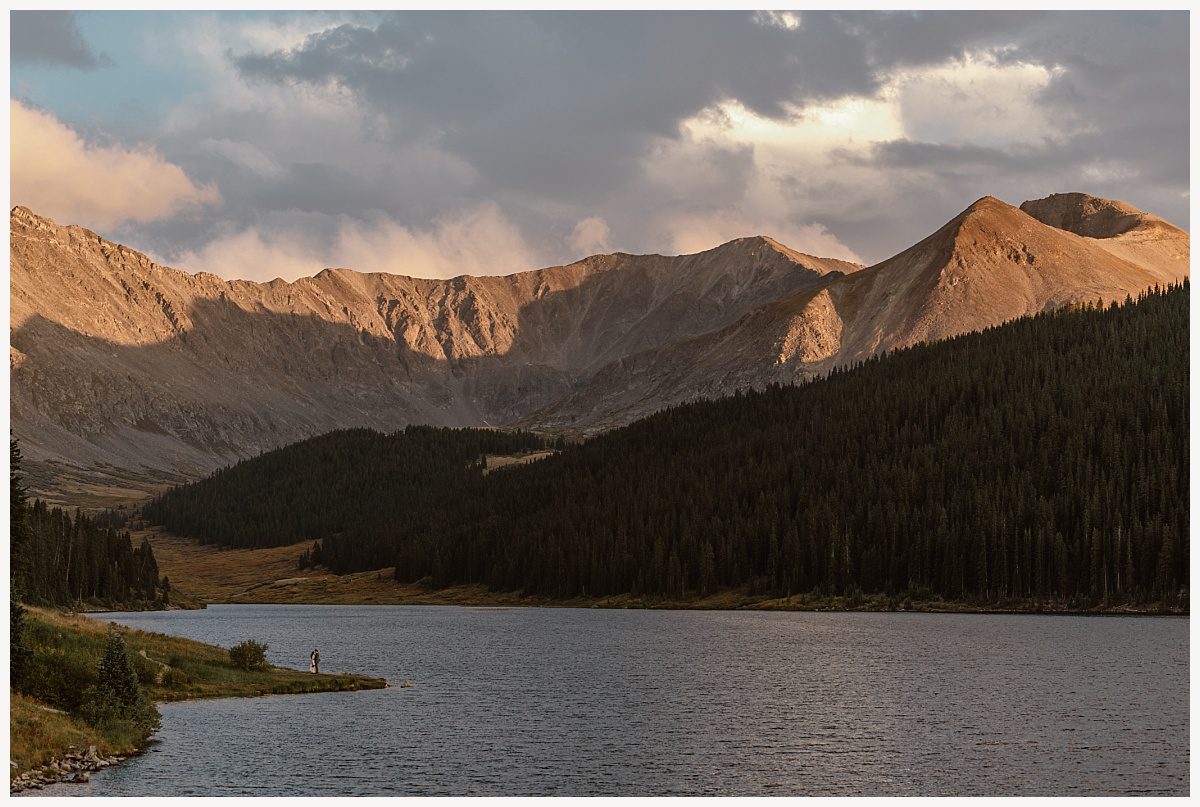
<box><xmin>1018</xmin><ymin>192</ymin><xmax>1190</xmax><ymax>281</ymax></box>
<box><xmin>524</xmin><ymin>194</ymin><xmax>1189</xmax><ymax>429</ymax></box>
<box><xmin>10</xmin><ymin>206</ymin><xmax>854</xmax><ymax>488</ymax></box>
<box><xmin>10</xmin><ymin>192</ymin><xmax>1186</xmax><ymax>493</ymax></box>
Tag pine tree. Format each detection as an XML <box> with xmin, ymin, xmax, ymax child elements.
<box><xmin>9</xmin><ymin>598</ymin><xmax>32</xmax><ymax>692</ymax></box>
<box><xmin>97</xmin><ymin>628</ymin><xmax>141</xmax><ymax>710</ymax></box>
<box><xmin>80</xmin><ymin>628</ymin><xmax>160</xmax><ymax>732</ymax></box>
<box><xmin>10</xmin><ymin>439</ymin><xmax>30</xmax><ymax>584</ymax></box>
<box><xmin>10</xmin><ymin>438</ymin><xmax>33</xmax><ymax>689</ymax></box>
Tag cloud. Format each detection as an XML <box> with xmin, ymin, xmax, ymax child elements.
<box><xmin>10</xmin><ymin>11</ymin><xmax>110</xmax><ymax>69</ymax></box>
<box><xmin>197</xmin><ymin>138</ymin><xmax>287</xmax><ymax>179</ymax></box>
<box><xmin>218</xmin><ymin>11</ymin><xmax>1109</xmax><ymax>266</ymax></box>
<box><xmin>752</xmin><ymin>11</ymin><xmax>802</xmax><ymax>31</ymax></box>
<box><xmin>175</xmin><ymin>204</ymin><xmax>542</xmax><ymax>282</ymax></box>
<box><xmin>229</xmin><ymin>12</ymin><xmax>881</xmax><ymax>207</ymax></box>
<box><xmin>10</xmin><ymin>101</ymin><xmax>220</xmax><ymax>229</ymax></box>
<box><xmin>10</xmin><ymin>12</ymin><xmax>1186</xmax><ymax>277</ymax></box>
<box><xmin>567</xmin><ymin>217</ymin><xmax>613</xmax><ymax>257</ymax></box>
<box><xmin>888</xmin><ymin>53</ymin><xmax>1067</xmax><ymax>147</ymax></box>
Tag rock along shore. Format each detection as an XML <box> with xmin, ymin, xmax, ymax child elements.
<box><xmin>11</xmin><ymin>744</ymin><xmax>126</xmax><ymax>794</ymax></box>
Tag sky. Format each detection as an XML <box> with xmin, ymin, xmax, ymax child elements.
<box><xmin>9</xmin><ymin>10</ymin><xmax>1190</xmax><ymax>282</ymax></box>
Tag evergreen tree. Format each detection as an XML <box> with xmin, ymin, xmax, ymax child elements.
<box><xmin>97</xmin><ymin>628</ymin><xmax>141</xmax><ymax>710</ymax></box>
<box><xmin>17</xmin><ymin>498</ymin><xmax>162</xmax><ymax>607</ymax></box>
<box><xmin>9</xmin><ymin>598</ymin><xmax>32</xmax><ymax>692</ymax></box>
<box><xmin>10</xmin><ymin>438</ymin><xmax>33</xmax><ymax>689</ymax></box>
<box><xmin>79</xmin><ymin>628</ymin><xmax>158</xmax><ymax>733</ymax></box>
<box><xmin>10</xmin><ymin>439</ymin><xmax>31</xmax><ymax>591</ymax></box>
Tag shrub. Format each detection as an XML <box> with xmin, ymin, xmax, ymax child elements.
<box><xmin>132</xmin><ymin>652</ymin><xmax>160</xmax><ymax>685</ymax></box>
<box><xmin>162</xmin><ymin>667</ymin><xmax>189</xmax><ymax>688</ymax></box>
<box><xmin>78</xmin><ymin>684</ymin><xmax>159</xmax><ymax>734</ymax></box>
<box><xmin>22</xmin><ymin>649</ymin><xmax>96</xmax><ymax>712</ymax></box>
<box><xmin>229</xmin><ymin>640</ymin><xmax>269</xmax><ymax>671</ymax></box>
<box><xmin>77</xmin><ymin>683</ymin><xmax>123</xmax><ymax>726</ymax></box>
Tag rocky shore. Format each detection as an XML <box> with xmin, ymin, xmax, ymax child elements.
<box><xmin>11</xmin><ymin>745</ymin><xmax>127</xmax><ymax>794</ymax></box>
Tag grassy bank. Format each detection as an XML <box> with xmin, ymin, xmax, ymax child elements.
<box><xmin>10</xmin><ymin>606</ymin><xmax>387</xmax><ymax>786</ymax></box>
<box><xmin>64</xmin><ymin>589</ymin><xmax>207</xmax><ymax>613</ymax></box>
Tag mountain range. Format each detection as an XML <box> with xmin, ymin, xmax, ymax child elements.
<box><xmin>9</xmin><ymin>192</ymin><xmax>1188</xmax><ymax>495</ymax></box>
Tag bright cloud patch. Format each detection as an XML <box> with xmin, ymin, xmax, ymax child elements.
<box><xmin>647</xmin><ymin>50</ymin><xmax>1072</xmax><ymax>264</ymax></box>
<box><xmin>665</xmin><ymin>211</ymin><xmax>860</xmax><ymax>263</ymax></box>
<box><xmin>10</xmin><ymin>100</ymin><xmax>219</xmax><ymax>229</ymax></box>
<box><xmin>888</xmin><ymin>54</ymin><xmax>1067</xmax><ymax>147</ymax></box>
<box><xmin>752</xmin><ymin>11</ymin><xmax>801</xmax><ymax>31</ymax></box>
<box><xmin>568</xmin><ymin>217</ymin><xmax>613</xmax><ymax>257</ymax></box>
<box><xmin>177</xmin><ymin>204</ymin><xmax>543</xmax><ymax>282</ymax></box>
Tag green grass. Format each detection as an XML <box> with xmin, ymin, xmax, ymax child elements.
<box><xmin>9</xmin><ymin>693</ymin><xmax>124</xmax><ymax>777</ymax></box>
<box><xmin>11</xmin><ymin>607</ymin><xmax>386</xmax><ymax>782</ymax></box>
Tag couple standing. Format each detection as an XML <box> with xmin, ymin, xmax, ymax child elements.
<box><xmin>309</xmin><ymin>648</ymin><xmax>320</xmax><ymax>674</ymax></box>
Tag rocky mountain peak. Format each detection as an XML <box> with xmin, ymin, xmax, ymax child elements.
<box><xmin>1019</xmin><ymin>192</ymin><xmax>1177</xmax><ymax>239</ymax></box>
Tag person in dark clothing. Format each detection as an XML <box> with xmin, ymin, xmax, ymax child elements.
<box><xmin>310</xmin><ymin>648</ymin><xmax>320</xmax><ymax>674</ymax></box>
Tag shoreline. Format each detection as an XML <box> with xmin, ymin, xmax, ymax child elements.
<box><xmin>185</xmin><ymin>589</ymin><xmax>1188</xmax><ymax>618</ymax></box>
<box><xmin>13</xmin><ymin>674</ymin><xmax>387</xmax><ymax>795</ymax></box>
<box><xmin>10</xmin><ymin>608</ymin><xmax>386</xmax><ymax>794</ymax></box>
<box><xmin>145</xmin><ymin>595</ymin><xmax>1188</xmax><ymax>618</ymax></box>
<box><xmin>12</xmin><ymin>675</ymin><xmax>387</xmax><ymax>795</ymax></box>
<box><xmin>11</xmin><ymin>743</ymin><xmax>132</xmax><ymax>794</ymax></box>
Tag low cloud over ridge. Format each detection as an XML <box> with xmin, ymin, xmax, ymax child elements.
<box><xmin>11</xmin><ymin>101</ymin><xmax>220</xmax><ymax>230</ymax></box>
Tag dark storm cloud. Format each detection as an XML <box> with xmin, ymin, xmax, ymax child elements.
<box><xmin>11</xmin><ymin>11</ymin><xmax>110</xmax><ymax>69</ymax></box>
<box><xmin>232</xmin><ymin>12</ymin><xmax>888</xmax><ymax>202</ymax></box>
<box><xmin>835</xmin><ymin>10</ymin><xmax>1042</xmax><ymax>69</ymax></box>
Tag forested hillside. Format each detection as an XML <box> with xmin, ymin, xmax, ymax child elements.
<box><xmin>144</xmin><ymin>427</ymin><xmax>551</xmax><ymax>553</ymax></box>
<box><xmin>145</xmin><ymin>285</ymin><xmax>1189</xmax><ymax>607</ymax></box>
<box><xmin>11</xmin><ymin>441</ymin><xmax>163</xmax><ymax>608</ymax></box>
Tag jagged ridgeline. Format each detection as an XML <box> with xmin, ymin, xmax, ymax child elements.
<box><xmin>145</xmin><ymin>285</ymin><xmax>1188</xmax><ymax>605</ymax></box>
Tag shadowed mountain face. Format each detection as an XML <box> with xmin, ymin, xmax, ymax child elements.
<box><xmin>524</xmin><ymin>194</ymin><xmax>1189</xmax><ymax>429</ymax></box>
<box><xmin>9</xmin><ymin>206</ymin><xmax>855</xmax><ymax>489</ymax></box>
<box><xmin>9</xmin><ymin>192</ymin><xmax>1187</xmax><ymax>492</ymax></box>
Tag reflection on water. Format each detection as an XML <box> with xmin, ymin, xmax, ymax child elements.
<box><xmin>37</xmin><ymin>605</ymin><xmax>1188</xmax><ymax>796</ymax></box>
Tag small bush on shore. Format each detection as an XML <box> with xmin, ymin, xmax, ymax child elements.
<box><xmin>132</xmin><ymin>652</ymin><xmax>160</xmax><ymax>685</ymax></box>
<box><xmin>162</xmin><ymin>667</ymin><xmax>189</xmax><ymax>688</ymax></box>
<box><xmin>229</xmin><ymin>640</ymin><xmax>269</xmax><ymax>671</ymax></box>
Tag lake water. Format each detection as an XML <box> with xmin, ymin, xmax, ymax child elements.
<box><xmin>36</xmin><ymin>605</ymin><xmax>1188</xmax><ymax>796</ymax></box>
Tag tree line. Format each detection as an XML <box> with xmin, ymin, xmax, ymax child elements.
<box><xmin>144</xmin><ymin>426</ymin><xmax>550</xmax><ymax>554</ymax></box>
<box><xmin>144</xmin><ymin>284</ymin><xmax>1189</xmax><ymax>607</ymax></box>
<box><xmin>10</xmin><ymin>440</ymin><xmax>164</xmax><ymax>608</ymax></box>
